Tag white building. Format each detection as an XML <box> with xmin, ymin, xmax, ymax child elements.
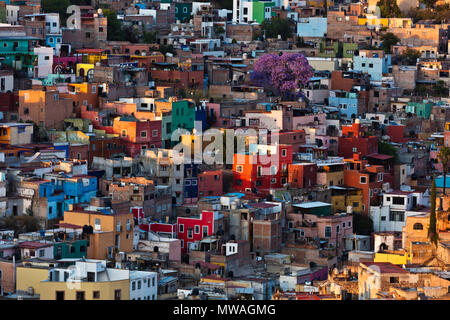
<box><xmin>370</xmin><ymin>190</ymin><xmax>428</xmax><ymax>232</ymax></box>
<box><xmin>6</xmin><ymin>5</ymin><xmax>19</xmax><ymax>25</ymax></box>
<box><xmin>34</xmin><ymin>47</ymin><xmax>54</xmax><ymax>78</ymax></box>
<box><xmin>0</xmin><ymin>171</ymin><xmax>6</xmax><ymax>217</ymax></box>
<box><xmin>130</xmin><ymin>271</ymin><xmax>158</xmax><ymax>300</ymax></box>
<box><xmin>0</xmin><ymin>70</ymin><xmax>14</xmax><ymax>93</ymax></box>
<box><xmin>45</xmin><ymin>13</ymin><xmax>61</xmax><ymax>34</ymax></box>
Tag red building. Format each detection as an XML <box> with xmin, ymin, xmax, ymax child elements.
<box><xmin>112</xmin><ymin>116</ymin><xmax>162</xmax><ymax>157</ymax></box>
<box><xmin>131</xmin><ymin>207</ymin><xmax>144</xmax><ymax>224</ymax></box>
<box><xmin>288</xmin><ymin>162</ymin><xmax>317</xmax><ymax>190</ymax></box>
<box><xmin>88</xmin><ymin>136</ymin><xmax>125</xmax><ymax>163</ymax></box>
<box><xmin>198</xmin><ymin>170</ymin><xmax>224</xmax><ymax>197</ymax></box>
<box><xmin>338</xmin><ymin>120</ymin><xmax>378</xmax><ymax>159</ymax></box>
<box><xmin>386</xmin><ymin>124</ymin><xmax>407</xmax><ymax>143</ymax></box>
<box><xmin>177</xmin><ymin>211</ymin><xmax>223</xmax><ymax>254</ymax></box>
<box><xmin>232</xmin><ymin>144</ymin><xmax>293</xmax><ymax>193</ymax></box>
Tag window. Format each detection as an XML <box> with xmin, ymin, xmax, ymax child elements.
<box><xmin>390</xmin><ymin>277</ymin><xmax>399</xmax><ymax>283</ymax></box>
<box><xmin>76</xmin><ymin>291</ymin><xmax>85</xmax><ymax>300</ymax></box>
<box><xmin>392</xmin><ymin>197</ymin><xmax>404</xmax><ymax>205</ymax></box>
<box><xmin>360</xmin><ymin>176</ymin><xmax>367</xmax><ymax>184</ymax></box>
<box><xmin>121</xmin><ymin>130</ymin><xmax>127</xmax><ymax>137</ymax></box>
<box><xmin>114</xmin><ymin>290</ymin><xmax>121</xmax><ymax>300</ymax></box>
<box><xmin>282</xmin><ymin>149</ymin><xmax>287</xmax><ymax>157</ymax></box>
<box><xmin>413</xmin><ymin>223</ymin><xmax>423</xmax><ymax>230</ymax></box>
<box><xmin>99</xmin><ymin>27</ymin><xmax>104</xmax><ymax>32</ymax></box>
<box><xmin>187</xmin><ymin>228</ymin><xmax>193</xmax><ymax>239</ymax></box>
<box><xmin>202</xmin><ymin>226</ymin><xmax>208</xmax><ymax>237</ymax></box>
<box><xmin>95</xmin><ymin>218</ymin><xmax>101</xmax><ymax>230</ymax></box>
<box><xmin>45</xmin><ymin>56</ymin><xmax>50</xmax><ymax>60</ymax></box>
<box><xmin>353</xmin><ymin>202</ymin><xmax>359</xmax><ymax>208</ymax></box>
<box><xmin>140</xmin><ymin>131</ymin><xmax>147</xmax><ymax>138</ymax></box>
<box><xmin>195</xmin><ymin>225</ymin><xmax>200</xmax><ymax>234</ymax></box>
<box><xmin>236</xmin><ymin>165</ymin><xmax>243</xmax><ymax>173</ymax></box>
<box><xmin>389</xmin><ymin>211</ymin><xmax>404</xmax><ymax>222</ymax></box>
<box><xmin>179</xmin><ymin>224</ymin><xmax>184</xmax><ymax>233</ymax></box>
<box><xmin>369</xmin><ymin>63</ymin><xmax>373</xmax><ymax>68</ymax></box>
<box><xmin>377</xmin><ymin>173</ymin><xmax>383</xmax><ymax>182</ymax></box>
<box><xmin>180</xmin><ymin>239</ymin><xmax>184</xmax><ymax>248</ymax></box>
<box><xmin>381</xmin><ymin>216</ymin><xmax>386</xmax><ymax>221</ymax></box>
<box><xmin>325</xmin><ymin>226</ymin><xmax>332</xmax><ymax>238</ymax></box>
<box><xmin>86</xmin><ymin>32</ymin><xmax>91</xmax><ymax>38</ymax></box>
<box><xmin>56</xmin><ymin>291</ymin><xmax>65</xmax><ymax>300</ymax></box>
<box><xmin>137</xmin><ymin>280</ymin><xmax>141</xmax><ymax>290</ymax></box>
<box><xmin>93</xmin><ymin>291</ymin><xmax>100</xmax><ymax>299</ymax></box>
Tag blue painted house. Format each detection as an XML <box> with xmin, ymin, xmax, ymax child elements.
<box><xmin>329</xmin><ymin>90</ymin><xmax>359</xmax><ymax>119</ymax></box>
<box><xmin>184</xmin><ymin>164</ymin><xmax>199</xmax><ymax>202</ymax></box>
<box><xmin>297</xmin><ymin>17</ymin><xmax>327</xmax><ymax>38</ymax></box>
<box><xmin>353</xmin><ymin>50</ymin><xmax>391</xmax><ymax>81</ymax></box>
<box><xmin>62</xmin><ymin>176</ymin><xmax>98</xmax><ymax>203</ymax></box>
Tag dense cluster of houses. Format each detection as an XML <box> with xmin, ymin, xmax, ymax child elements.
<box><xmin>0</xmin><ymin>0</ymin><xmax>449</xmax><ymax>301</ymax></box>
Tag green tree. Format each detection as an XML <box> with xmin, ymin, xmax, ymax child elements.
<box><xmin>159</xmin><ymin>44</ymin><xmax>176</xmax><ymax>56</ymax></box>
<box><xmin>41</xmin><ymin>0</ymin><xmax>71</xmax><ymax>26</ymax></box>
<box><xmin>438</xmin><ymin>146</ymin><xmax>450</xmax><ymax>195</ymax></box>
<box><xmin>260</xmin><ymin>17</ymin><xmax>293</xmax><ymax>41</ymax></box>
<box><xmin>296</xmin><ymin>36</ymin><xmax>305</xmax><ymax>48</ymax></box>
<box><xmin>0</xmin><ymin>216</ymin><xmax>41</xmax><ymax>236</ymax></box>
<box><xmin>102</xmin><ymin>8</ymin><xmax>124</xmax><ymax>41</ymax></box>
<box><xmin>400</xmin><ymin>48</ymin><xmax>421</xmax><ymax>65</ymax></box>
<box><xmin>433</xmin><ymin>81</ymin><xmax>449</xmax><ymax>97</ymax></box>
<box><xmin>380</xmin><ymin>32</ymin><xmax>400</xmax><ymax>54</ymax></box>
<box><xmin>378</xmin><ymin>141</ymin><xmax>399</xmax><ymax>163</ymax></box>
<box><xmin>123</xmin><ymin>25</ymin><xmax>139</xmax><ymax>43</ymax></box>
<box><xmin>143</xmin><ymin>30</ymin><xmax>158</xmax><ymax>44</ymax></box>
<box><xmin>428</xmin><ymin>177</ymin><xmax>438</xmax><ymax>244</ymax></box>
<box><xmin>213</xmin><ymin>25</ymin><xmax>225</xmax><ymax>36</ymax></box>
<box><xmin>353</xmin><ymin>213</ymin><xmax>374</xmax><ymax>235</ymax></box>
<box><xmin>377</xmin><ymin>0</ymin><xmax>402</xmax><ymax>18</ymax></box>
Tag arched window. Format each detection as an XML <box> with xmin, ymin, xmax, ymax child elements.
<box><xmin>413</xmin><ymin>223</ymin><xmax>423</xmax><ymax>230</ymax></box>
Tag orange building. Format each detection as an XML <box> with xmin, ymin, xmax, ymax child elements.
<box><xmin>60</xmin><ymin>209</ymin><xmax>134</xmax><ymax>260</ymax></box>
<box><xmin>60</xmin><ymin>83</ymin><xmax>99</xmax><ymax>117</ymax></box>
<box><xmin>344</xmin><ymin>154</ymin><xmax>387</xmax><ymax>214</ymax></box>
<box><xmin>18</xmin><ymin>89</ymin><xmax>74</xmax><ymax>130</ymax></box>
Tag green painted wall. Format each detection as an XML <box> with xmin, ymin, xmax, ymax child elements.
<box><xmin>252</xmin><ymin>1</ymin><xmax>274</xmax><ymax>24</ymax></box>
<box><xmin>54</xmin><ymin>240</ymin><xmax>88</xmax><ymax>259</ymax></box>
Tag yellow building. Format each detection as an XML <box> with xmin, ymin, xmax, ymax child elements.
<box><xmin>0</xmin><ymin>123</ymin><xmax>34</xmax><ymax>145</ymax></box>
<box><xmin>76</xmin><ymin>63</ymin><xmax>94</xmax><ymax>78</ymax></box>
<box><xmin>16</xmin><ymin>260</ymin><xmax>131</xmax><ymax>300</ymax></box>
<box><xmin>39</xmin><ymin>279</ymin><xmax>130</xmax><ymax>300</ymax></box>
<box><xmin>331</xmin><ymin>186</ymin><xmax>363</xmax><ymax>214</ymax></box>
<box><xmin>374</xmin><ymin>250</ymin><xmax>412</xmax><ymax>265</ymax></box>
<box><xmin>61</xmin><ymin>210</ymin><xmax>134</xmax><ymax>260</ymax></box>
<box><xmin>16</xmin><ymin>265</ymin><xmax>50</xmax><ymax>294</ymax></box>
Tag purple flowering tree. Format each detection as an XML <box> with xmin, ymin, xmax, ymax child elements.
<box><xmin>250</xmin><ymin>53</ymin><xmax>313</xmax><ymax>100</ymax></box>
